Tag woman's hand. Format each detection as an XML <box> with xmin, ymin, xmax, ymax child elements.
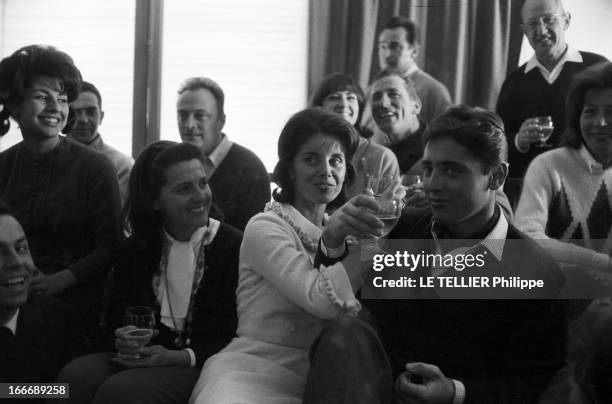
<box><xmin>111</xmin><ymin>345</ymin><xmax>191</xmax><ymax>368</ymax></box>
<box><xmin>323</xmin><ymin>194</ymin><xmax>385</xmax><ymax>248</ymax></box>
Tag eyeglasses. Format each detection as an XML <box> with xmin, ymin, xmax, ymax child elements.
<box><xmin>521</xmin><ymin>13</ymin><xmax>566</xmax><ymax>31</ymax></box>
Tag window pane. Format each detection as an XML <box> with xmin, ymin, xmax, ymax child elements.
<box><xmin>161</xmin><ymin>0</ymin><xmax>308</xmax><ymax>172</ymax></box>
<box><xmin>0</xmin><ymin>0</ymin><xmax>135</xmax><ymax>156</ymax></box>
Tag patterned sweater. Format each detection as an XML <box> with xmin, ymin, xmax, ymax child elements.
<box><xmin>515</xmin><ymin>146</ymin><xmax>612</xmax><ymax>271</ymax></box>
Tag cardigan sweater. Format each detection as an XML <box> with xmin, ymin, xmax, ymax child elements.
<box><xmin>515</xmin><ymin>146</ymin><xmax>612</xmax><ymax>272</ymax></box>
<box><xmin>209</xmin><ymin>142</ymin><xmax>270</xmax><ymax>231</ymax></box>
<box><xmin>105</xmin><ymin>222</ymin><xmax>243</xmax><ymax>368</ymax></box>
<box><xmin>496</xmin><ymin>51</ymin><xmax>607</xmax><ymax>178</ymax></box>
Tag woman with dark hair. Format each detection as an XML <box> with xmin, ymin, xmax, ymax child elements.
<box><xmin>189</xmin><ymin>108</ymin><xmax>384</xmax><ymax>404</ymax></box>
<box><xmin>0</xmin><ymin>45</ymin><xmax>121</xmax><ymax>345</ymax></box>
<box><xmin>58</xmin><ymin>141</ymin><xmax>242</xmax><ymax>403</ymax></box>
<box><xmin>309</xmin><ymin>73</ymin><xmax>400</xmax><ymax>199</ymax></box>
<box><xmin>515</xmin><ymin>62</ymin><xmax>612</xmax><ymax>272</ymax></box>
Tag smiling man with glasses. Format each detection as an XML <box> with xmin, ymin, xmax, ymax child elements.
<box><xmin>496</xmin><ymin>0</ymin><xmax>607</xmax><ymax>184</ymax></box>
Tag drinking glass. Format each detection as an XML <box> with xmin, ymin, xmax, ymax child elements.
<box><xmin>365</xmin><ymin>175</ymin><xmax>403</xmax><ymax>236</ymax></box>
<box><xmin>534</xmin><ymin>116</ymin><xmax>554</xmax><ymax>148</ymax></box>
<box><xmin>401</xmin><ymin>174</ymin><xmax>423</xmax><ymax>207</ymax></box>
<box><xmin>119</xmin><ymin>306</ymin><xmax>156</xmax><ymax>359</ymax></box>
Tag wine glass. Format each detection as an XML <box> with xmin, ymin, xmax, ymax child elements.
<box><xmin>534</xmin><ymin>116</ymin><xmax>554</xmax><ymax>148</ymax></box>
<box><xmin>119</xmin><ymin>306</ymin><xmax>156</xmax><ymax>359</ymax></box>
<box><xmin>401</xmin><ymin>174</ymin><xmax>423</xmax><ymax>207</ymax></box>
<box><xmin>365</xmin><ymin>175</ymin><xmax>403</xmax><ymax>237</ymax></box>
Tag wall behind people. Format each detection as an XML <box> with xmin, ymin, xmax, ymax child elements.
<box><xmin>159</xmin><ymin>0</ymin><xmax>307</xmax><ymax>172</ymax></box>
<box><xmin>517</xmin><ymin>0</ymin><xmax>612</xmax><ymax>64</ymax></box>
<box><xmin>309</xmin><ymin>0</ymin><xmax>523</xmax><ymax>110</ymax></box>
<box><xmin>0</xmin><ymin>0</ymin><xmax>135</xmax><ymax>156</ymax></box>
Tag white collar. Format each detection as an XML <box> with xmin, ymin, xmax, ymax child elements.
<box><xmin>207</xmin><ymin>134</ymin><xmax>233</xmax><ymax>168</ymax></box>
<box><xmin>524</xmin><ymin>45</ymin><xmax>582</xmax><ymax>84</ymax></box>
<box><xmin>577</xmin><ymin>145</ymin><xmax>609</xmax><ymax>174</ymax></box>
<box><xmin>403</xmin><ymin>64</ymin><xmax>421</xmax><ymax>78</ymax></box>
<box><xmin>431</xmin><ymin>211</ymin><xmax>508</xmax><ymax>261</ymax></box>
<box><xmin>163</xmin><ymin>218</ymin><xmax>221</xmax><ymax>248</ymax></box>
<box><xmin>3</xmin><ymin>308</ymin><xmax>19</xmax><ymax>336</ymax></box>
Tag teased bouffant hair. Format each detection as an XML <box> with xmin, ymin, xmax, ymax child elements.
<box><xmin>0</xmin><ymin>45</ymin><xmax>82</xmax><ymax>136</ymax></box>
<box><xmin>309</xmin><ymin>73</ymin><xmax>372</xmax><ymax>137</ymax></box>
<box><xmin>272</xmin><ymin>108</ymin><xmax>357</xmax><ymax>206</ymax></box>
<box><xmin>563</xmin><ymin>61</ymin><xmax>612</xmax><ymax>149</ymax></box>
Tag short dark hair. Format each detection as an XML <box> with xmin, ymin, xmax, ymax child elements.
<box><xmin>564</xmin><ymin>61</ymin><xmax>612</xmax><ymax>149</ymax></box>
<box><xmin>177</xmin><ymin>77</ymin><xmax>225</xmax><ymax>117</ymax></box>
<box><xmin>79</xmin><ymin>80</ymin><xmax>102</xmax><ymax>109</ymax></box>
<box><xmin>308</xmin><ymin>73</ymin><xmax>370</xmax><ymax>137</ymax></box>
<box><xmin>0</xmin><ymin>45</ymin><xmax>82</xmax><ymax>136</ymax></box>
<box><xmin>0</xmin><ymin>199</ymin><xmax>16</xmax><ymax>218</ymax></box>
<box><xmin>272</xmin><ymin>108</ymin><xmax>357</xmax><ymax>205</ymax></box>
<box><xmin>123</xmin><ymin>141</ymin><xmax>207</xmax><ymax>246</ymax></box>
<box><xmin>383</xmin><ymin>16</ymin><xmax>420</xmax><ymax>46</ymax></box>
<box><xmin>424</xmin><ymin>105</ymin><xmax>507</xmax><ymax>173</ymax></box>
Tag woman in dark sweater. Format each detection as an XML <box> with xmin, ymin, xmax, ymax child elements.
<box><xmin>58</xmin><ymin>141</ymin><xmax>242</xmax><ymax>404</ymax></box>
<box><xmin>0</xmin><ymin>45</ymin><xmax>121</xmax><ymax>346</ymax></box>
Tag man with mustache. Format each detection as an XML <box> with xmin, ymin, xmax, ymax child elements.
<box><xmin>364</xmin><ymin>16</ymin><xmax>452</xmax><ymax>146</ymax></box>
<box><xmin>66</xmin><ymin>81</ymin><xmax>134</xmax><ymax>204</ymax></box>
<box><xmin>496</xmin><ymin>0</ymin><xmax>607</xmax><ymax>183</ymax></box>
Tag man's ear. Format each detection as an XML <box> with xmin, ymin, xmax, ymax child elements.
<box><xmin>99</xmin><ymin>110</ymin><xmax>105</xmax><ymax>125</ymax></box>
<box><xmin>563</xmin><ymin>12</ymin><xmax>571</xmax><ymax>30</ymax></box>
<box><xmin>489</xmin><ymin>162</ymin><xmax>509</xmax><ymax>190</ymax></box>
<box><xmin>218</xmin><ymin>113</ymin><xmax>226</xmax><ymax>131</ymax></box>
<box><xmin>413</xmin><ymin>97</ymin><xmax>422</xmax><ymax>116</ymax></box>
<box><xmin>411</xmin><ymin>43</ymin><xmax>420</xmax><ymax>59</ymax></box>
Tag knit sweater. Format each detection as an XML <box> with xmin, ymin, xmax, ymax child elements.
<box><xmin>496</xmin><ymin>51</ymin><xmax>607</xmax><ymax>178</ymax></box>
<box><xmin>209</xmin><ymin>142</ymin><xmax>270</xmax><ymax>231</ymax></box>
<box><xmin>86</xmin><ymin>134</ymin><xmax>133</xmax><ymax>205</ymax></box>
<box><xmin>515</xmin><ymin>146</ymin><xmax>612</xmax><ymax>272</ymax></box>
<box><xmin>344</xmin><ymin>137</ymin><xmax>400</xmax><ymax>199</ymax></box>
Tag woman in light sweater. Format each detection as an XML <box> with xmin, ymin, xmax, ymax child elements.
<box><xmin>515</xmin><ymin>62</ymin><xmax>612</xmax><ymax>272</ymax></box>
<box><xmin>189</xmin><ymin>108</ymin><xmax>384</xmax><ymax>404</ymax></box>
<box><xmin>309</xmin><ymin>73</ymin><xmax>400</xmax><ymax>199</ymax></box>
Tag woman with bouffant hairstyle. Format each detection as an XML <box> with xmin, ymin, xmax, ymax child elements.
<box><xmin>0</xmin><ymin>45</ymin><xmax>121</xmax><ymax>347</ymax></box>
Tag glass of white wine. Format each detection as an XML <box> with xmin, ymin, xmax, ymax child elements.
<box><xmin>534</xmin><ymin>116</ymin><xmax>554</xmax><ymax>148</ymax></box>
<box><xmin>118</xmin><ymin>306</ymin><xmax>156</xmax><ymax>359</ymax></box>
<box><xmin>365</xmin><ymin>175</ymin><xmax>403</xmax><ymax>237</ymax></box>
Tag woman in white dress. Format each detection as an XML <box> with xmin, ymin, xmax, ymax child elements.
<box><xmin>189</xmin><ymin>108</ymin><xmax>385</xmax><ymax>403</ymax></box>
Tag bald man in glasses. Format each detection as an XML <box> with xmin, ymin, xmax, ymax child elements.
<box><xmin>496</xmin><ymin>0</ymin><xmax>607</xmax><ymax>188</ymax></box>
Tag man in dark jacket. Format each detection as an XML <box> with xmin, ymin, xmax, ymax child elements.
<box><xmin>305</xmin><ymin>106</ymin><xmax>567</xmax><ymax>404</ymax></box>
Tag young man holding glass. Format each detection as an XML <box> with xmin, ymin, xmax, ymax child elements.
<box><xmin>306</xmin><ymin>106</ymin><xmax>567</xmax><ymax>404</ymax></box>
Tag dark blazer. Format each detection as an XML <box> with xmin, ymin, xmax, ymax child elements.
<box><xmin>362</xmin><ymin>209</ymin><xmax>568</xmax><ymax>404</ymax></box>
<box><xmin>105</xmin><ymin>222</ymin><xmax>242</xmax><ymax>368</ymax></box>
<box><xmin>1</xmin><ymin>295</ymin><xmax>82</xmax><ymax>383</ymax></box>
